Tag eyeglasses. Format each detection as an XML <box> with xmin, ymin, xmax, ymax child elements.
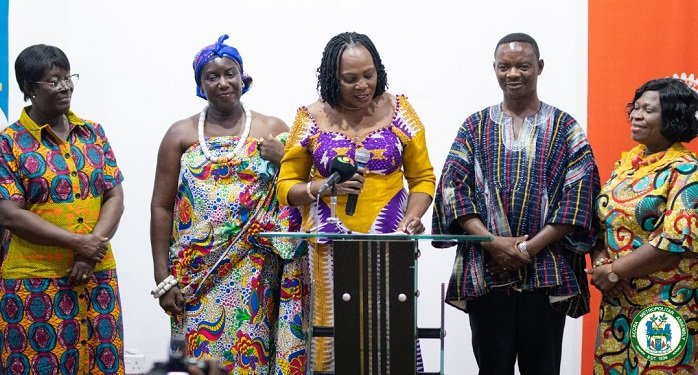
<box><xmin>34</xmin><ymin>74</ymin><xmax>79</xmax><ymax>90</ymax></box>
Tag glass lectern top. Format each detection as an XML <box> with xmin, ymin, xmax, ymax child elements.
<box><xmin>259</xmin><ymin>231</ymin><xmax>492</xmax><ymax>242</ymax></box>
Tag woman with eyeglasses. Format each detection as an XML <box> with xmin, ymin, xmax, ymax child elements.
<box><xmin>0</xmin><ymin>44</ymin><xmax>125</xmax><ymax>373</ymax></box>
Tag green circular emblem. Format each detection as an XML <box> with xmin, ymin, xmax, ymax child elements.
<box><xmin>630</xmin><ymin>305</ymin><xmax>688</xmax><ymax>362</ymax></box>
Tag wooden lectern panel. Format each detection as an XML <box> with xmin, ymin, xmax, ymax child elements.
<box><xmin>333</xmin><ymin>240</ymin><xmax>416</xmax><ymax>374</ymax></box>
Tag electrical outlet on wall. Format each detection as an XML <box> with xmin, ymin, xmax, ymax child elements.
<box><xmin>124</xmin><ymin>350</ymin><xmax>147</xmax><ymax>374</ymax></box>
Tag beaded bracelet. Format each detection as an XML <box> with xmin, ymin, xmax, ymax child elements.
<box><xmin>306</xmin><ymin>181</ymin><xmax>317</xmax><ymax>201</ymax></box>
<box><xmin>592</xmin><ymin>257</ymin><xmax>613</xmax><ymax>268</ymax></box>
<box><xmin>151</xmin><ymin>275</ymin><xmax>178</xmax><ymax>299</ymax></box>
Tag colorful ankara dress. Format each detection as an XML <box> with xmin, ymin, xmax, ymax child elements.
<box><xmin>594</xmin><ymin>143</ymin><xmax>698</xmax><ymax>374</ymax></box>
<box><xmin>0</xmin><ymin>108</ymin><xmax>125</xmax><ymax>374</ymax></box>
<box><xmin>277</xmin><ymin>95</ymin><xmax>436</xmax><ymax>371</ymax></box>
<box><xmin>432</xmin><ymin>102</ymin><xmax>599</xmax><ymax>316</ymax></box>
<box><xmin>169</xmin><ymin>132</ymin><xmax>306</xmax><ymax>374</ymax></box>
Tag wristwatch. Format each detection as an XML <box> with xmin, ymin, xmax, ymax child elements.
<box><xmin>607</xmin><ymin>264</ymin><xmax>619</xmax><ymax>283</ymax></box>
<box><xmin>516</xmin><ymin>240</ymin><xmax>531</xmax><ymax>262</ymax></box>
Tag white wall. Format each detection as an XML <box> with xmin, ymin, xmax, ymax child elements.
<box><xmin>7</xmin><ymin>1</ymin><xmax>588</xmax><ymax>373</ymax></box>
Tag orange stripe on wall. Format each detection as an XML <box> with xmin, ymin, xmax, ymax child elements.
<box><xmin>585</xmin><ymin>1</ymin><xmax>698</xmax><ymax>373</ymax></box>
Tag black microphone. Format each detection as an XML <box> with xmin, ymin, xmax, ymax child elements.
<box><xmin>317</xmin><ymin>155</ymin><xmax>357</xmax><ymax>196</ymax></box>
<box><xmin>345</xmin><ymin>148</ymin><xmax>370</xmax><ymax>216</ymax></box>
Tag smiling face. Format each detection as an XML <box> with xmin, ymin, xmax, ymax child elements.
<box><xmin>200</xmin><ymin>57</ymin><xmax>243</xmax><ymax>110</ymax></box>
<box><xmin>30</xmin><ymin>65</ymin><xmax>74</xmax><ymax>117</ymax></box>
<box><xmin>629</xmin><ymin>90</ymin><xmax>672</xmax><ymax>153</ymax></box>
<box><xmin>493</xmin><ymin>42</ymin><xmax>543</xmax><ymax>102</ymax></box>
<box><xmin>337</xmin><ymin>45</ymin><xmax>378</xmax><ymax>109</ymax></box>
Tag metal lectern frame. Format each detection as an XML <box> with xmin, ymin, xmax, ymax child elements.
<box><xmin>260</xmin><ymin>232</ymin><xmax>491</xmax><ymax>375</ymax></box>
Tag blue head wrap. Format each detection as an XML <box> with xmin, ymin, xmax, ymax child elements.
<box><xmin>193</xmin><ymin>34</ymin><xmax>252</xmax><ymax>100</ymax></box>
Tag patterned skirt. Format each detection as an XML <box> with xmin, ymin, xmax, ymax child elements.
<box><xmin>173</xmin><ymin>249</ymin><xmax>309</xmax><ymax>375</ymax></box>
<box><xmin>0</xmin><ymin>270</ymin><xmax>124</xmax><ymax>374</ymax></box>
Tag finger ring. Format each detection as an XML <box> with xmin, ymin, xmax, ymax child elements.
<box><xmin>81</xmin><ymin>274</ymin><xmax>88</xmax><ymax>280</ymax></box>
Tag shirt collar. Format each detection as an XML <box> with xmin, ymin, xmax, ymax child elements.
<box><xmin>490</xmin><ymin>101</ymin><xmax>553</xmax><ymax>128</ymax></box>
<box><xmin>618</xmin><ymin>142</ymin><xmax>689</xmax><ymax>175</ymax></box>
<box><xmin>20</xmin><ymin>106</ymin><xmax>84</xmax><ymax>139</ymax></box>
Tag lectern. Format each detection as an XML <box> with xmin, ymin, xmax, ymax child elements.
<box><xmin>260</xmin><ymin>232</ymin><xmax>491</xmax><ymax>375</ymax></box>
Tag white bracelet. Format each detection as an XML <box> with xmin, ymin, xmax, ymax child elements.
<box><xmin>306</xmin><ymin>181</ymin><xmax>317</xmax><ymax>201</ymax></box>
<box><xmin>151</xmin><ymin>275</ymin><xmax>178</xmax><ymax>298</ymax></box>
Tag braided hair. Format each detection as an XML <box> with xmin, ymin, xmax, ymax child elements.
<box><xmin>316</xmin><ymin>32</ymin><xmax>388</xmax><ymax>108</ymax></box>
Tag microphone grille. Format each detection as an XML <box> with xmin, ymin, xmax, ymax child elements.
<box><xmin>355</xmin><ymin>148</ymin><xmax>371</xmax><ymax>164</ymax></box>
<box><xmin>330</xmin><ymin>155</ymin><xmax>358</xmax><ymax>182</ymax></box>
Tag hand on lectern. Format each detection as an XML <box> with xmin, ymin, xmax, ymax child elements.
<box><xmin>397</xmin><ymin>216</ymin><xmax>425</xmax><ymax>234</ymax></box>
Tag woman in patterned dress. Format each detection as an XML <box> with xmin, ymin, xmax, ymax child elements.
<box><xmin>0</xmin><ymin>44</ymin><xmax>125</xmax><ymax>374</ymax></box>
<box><xmin>276</xmin><ymin>32</ymin><xmax>436</xmax><ymax>372</ymax></box>
<box><xmin>587</xmin><ymin>78</ymin><xmax>698</xmax><ymax>374</ymax></box>
<box><xmin>149</xmin><ymin>35</ymin><xmax>305</xmax><ymax>374</ymax></box>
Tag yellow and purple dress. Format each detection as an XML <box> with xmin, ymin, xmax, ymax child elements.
<box><xmin>0</xmin><ymin>108</ymin><xmax>124</xmax><ymax>374</ymax></box>
<box><xmin>277</xmin><ymin>95</ymin><xmax>436</xmax><ymax>371</ymax></box>
<box><xmin>169</xmin><ymin>133</ymin><xmax>306</xmax><ymax>374</ymax></box>
<box><xmin>595</xmin><ymin>143</ymin><xmax>698</xmax><ymax>374</ymax></box>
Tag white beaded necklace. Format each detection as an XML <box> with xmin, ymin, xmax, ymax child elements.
<box><xmin>198</xmin><ymin>103</ymin><xmax>251</xmax><ymax>163</ymax></box>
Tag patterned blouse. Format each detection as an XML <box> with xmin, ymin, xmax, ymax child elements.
<box><xmin>0</xmin><ymin>107</ymin><xmax>123</xmax><ymax>278</ymax></box>
<box><xmin>432</xmin><ymin>102</ymin><xmax>600</xmax><ymax>317</ymax></box>
<box><xmin>597</xmin><ymin>143</ymin><xmax>698</xmax><ymax>299</ymax></box>
<box><xmin>277</xmin><ymin>95</ymin><xmax>435</xmax><ymax>233</ymax></box>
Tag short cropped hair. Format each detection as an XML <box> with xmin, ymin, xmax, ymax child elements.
<box><xmin>495</xmin><ymin>33</ymin><xmax>540</xmax><ymax>59</ymax></box>
<box><xmin>627</xmin><ymin>78</ymin><xmax>698</xmax><ymax>143</ymax></box>
<box><xmin>15</xmin><ymin>44</ymin><xmax>71</xmax><ymax>101</ymax></box>
<box><xmin>316</xmin><ymin>32</ymin><xmax>388</xmax><ymax>108</ymax></box>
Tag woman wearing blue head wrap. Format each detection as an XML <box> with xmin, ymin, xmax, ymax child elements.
<box><xmin>150</xmin><ymin>35</ymin><xmax>306</xmax><ymax>373</ymax></box>
<box><xmin>192</xmin><ymin>34</ymin><xmax>253</xmax><ymax>100</ymax></box>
